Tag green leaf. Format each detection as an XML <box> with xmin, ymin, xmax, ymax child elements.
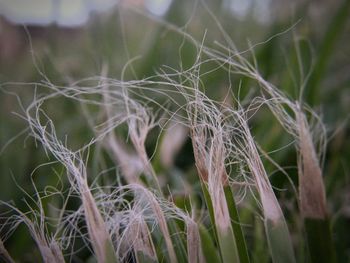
<box><xmin>265</xmin><ymin>219</ymin><xmax>296</xmax><ymax>263</ymax></box>
<box><xmin>306</xmin><ymin>0</ymin><xmax>350</xmax><ymax>105</ymax></box>
<box><xmin>224</xmin><ymin>186</ymin><xmax>250</xmax><ymax>263</ymax></box>
<box><xmin>200</xmin><ymin>181</ymin><xmax>240</xmax><ymax>263</ymax></box>
<box><xmin>199</xmin><ymin>224</ymin><xmax>221</xmax><ymax>263</ymax></box>
<box><xmin>304</xmin><ymin>217</ymin><xmax>337</xmax><ymax>263</ymax></box>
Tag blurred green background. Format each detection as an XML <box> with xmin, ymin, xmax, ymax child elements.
<box><xmin>0</xmin><ymin>0</ymin><xmax>349</xmax><ymax>261</ymax></box>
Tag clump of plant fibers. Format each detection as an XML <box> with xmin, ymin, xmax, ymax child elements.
<box><xmin>0</xmin><ymin>8</ymin><xmax>337</xmax><ymax>263</ymax></box>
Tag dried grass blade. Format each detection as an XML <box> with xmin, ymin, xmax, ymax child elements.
<box><xmin>81</xmin><ymin>188</ymin><xmax>117</xmax><ymax>263</ymax></box>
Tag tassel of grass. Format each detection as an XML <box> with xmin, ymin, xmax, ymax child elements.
<box><xmin>193</xmin><ymin>36</ymin><xmax>335</xmax><ymax>263</ymax></box>
<box><xmin>81</xmin><ymin>186</ymin><xmax>118</xmax><ymax>263</ymax></box>
<box><xmin>248</xmin><ymin>75</ymin><xmax>335</xmax><ymax>262</ymax></box>
<box><xmin>244</xmin><ymin>65</ymin><xmax>335</xmax><ymax>262</ymax></box>
<box><xmin>0</xmin><ymin>194</ymin><xmax>65</xmax><ymax>263</ymax></box>
<box><xmin>191</xmin><ymin>128</ymin><xmax>240</xmax><ymax>263</ymax></box>
<box><xmin>25</xmin><ymin>104</ymin><xmax>117</xmax><ymax>263</ymax></box>
<box><xmin>127</xmin><ymin>215</ymin><xmax>158</xmax><ymax>263</ymax></box>
<box><xmin>137</xmin><ymin>187</ymin><xmax>178</xmax><ymax>263</ymax></box>
<box><xmin>231</xmin><ymin>111</ymin><xmax>296</xmax><ymax>263</ymax></box>
<box><xmin>296</xmin><ymin>109</ymin><xmax>336</xmax><ymax>263</ymax></box>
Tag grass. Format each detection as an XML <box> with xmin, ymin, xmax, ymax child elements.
<box><xmin>0</xmin><ymin>1</ymin><xmax>349</xmax><ymax>262</ymax></box>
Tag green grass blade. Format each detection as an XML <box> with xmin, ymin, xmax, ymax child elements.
<box><xmin>105</xmin><ymin>239</ymin><xmax>119</xmax><ymax>263</ymax></box>
<box><xmin>304</xmin><ymin>217</ymin><xmax>336</xmax><ymax>263</ymax></box>
<box><xmin>217</xmin><ymin>228</ymin><xmax>240</xmax><ymax>263</ymax></box>
<box><xmin>135</xmin><ymin>252</ymin><xmax>158</xmax><ymax>263</ymax></box>
<box><xmin>224</xmin><ymin>186</ymin><xmax>250</xmax><ymax>263</ymax></box>
<box><xmin>252</xmin><ymin>217</ymin><xmax>269</xmax><ymax>263</ymax></box>
<box><xmin>198</xmin><ymin>224</ymin><xmax>221</xmax><ymax>263</ymax></box>
<box><xmin>200</xmin><ymin>181</ymin><xmax>220</xmax><ymax>246</ymax></box>
<box><xmin>306</xmin><ymin>0</ymin><xmax>350</xmax><ymax>105</ymax></box>
<box><xmin>265</xmin><ymin>219</ymin><xmax>296</xmax><ymax>263</ymax></box>
<box><xmin>200</xmin><ymin>181</ymin><xmax>240</xmax><ymax>263</ymax></box>
<box><xmin>167</xmin><ymin>219</ymin><xmax>188</xmax><ymax>263</ymax></box>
